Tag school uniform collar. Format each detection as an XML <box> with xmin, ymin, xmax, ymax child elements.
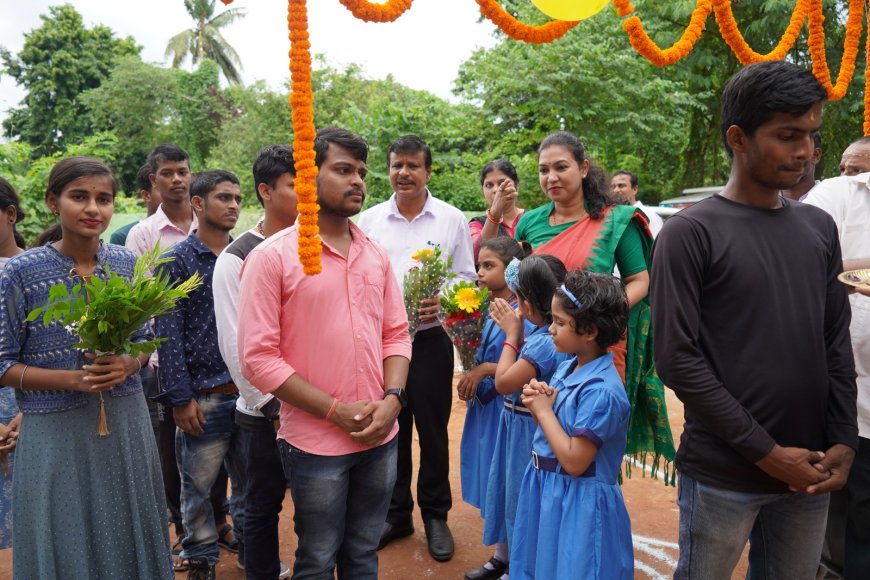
<box><xmin>557</xmin><ymin>352</ymin><xmax>614</xmax><ymax>390</ymax></box>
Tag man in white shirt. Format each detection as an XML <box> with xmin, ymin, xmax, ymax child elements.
<box><xmin>358</xmin><ymin>135</ymin><xmax>475</xmax><ymax>562</ymax></box>
<box><xmin>839</xmin><ymin>136</ymin><xmax>870</xmax><ymax>176</ymax></box>
<box><xmin>805</xmin><ymin>172</ymin><xmax>870</xmax><ymax>578</ymax></box>
<box><xmin>610</xmin><ymin>170</ymin><xmax>663</xmax><ymax>237</ymax></box>
<box><xmin>213</xmin><ymin>145</ymin><xmax>297</xmax><ymax>579</ymax></box>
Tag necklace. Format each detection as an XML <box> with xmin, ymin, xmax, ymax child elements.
<box><xmin>549</xmin><ymin>210</ymin><xmax>587</xmax><ymax>227</ymax></box>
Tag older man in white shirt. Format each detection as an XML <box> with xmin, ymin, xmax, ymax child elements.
<box><xmin>805</xmin><ymin>171</ymin><xmax>870</xmax><ymax>578</ymax></box>
<box><xmin>358</xmin><ymin>135</ymin><xmax>475</xmax><ymax>563</ymax></box>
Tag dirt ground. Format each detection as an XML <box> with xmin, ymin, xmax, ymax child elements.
<box><xmin>0</xmin><ymin>379</ymin><xmax>748</xmax><ymax>579</ymax></box>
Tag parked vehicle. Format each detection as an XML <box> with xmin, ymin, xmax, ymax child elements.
<box><xmin>659</xmin><ymin>186</ymin><xmax>724</xmax><ymax>209</ymax></box>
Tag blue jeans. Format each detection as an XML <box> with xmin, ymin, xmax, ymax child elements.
<box><xmin>176</xmin><ymin>392</ymin><xmax>245</xmax><ymax>564</ymax></box>
<box><xmin>237</xmin><ymin>418</ymin><xmax>287</xmax><ymax>579</ymax></box>
<box><xmin>675</xmin><ymin>472</ymin><xmax>829</xmax><ymax>579</ymax></box>
<box><xmin>279</xmin><ymin>437</ymin><xmax>397</xmax><ymax>580</ymax></box>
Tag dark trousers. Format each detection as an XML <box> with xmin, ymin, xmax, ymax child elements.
<box><xmin>387</xmin><ymin>326</ymin><xmax>454</xmax><ymax>524</ymax></box>
<box><xmin>822</xmin><ymin>436</ymin><xmax>870</xmax><ymax>579</ymax></box>
<box><xmin>237</xmin><ymin>417</ymin><xmax>287</xmax><ymax>579</ymax></box>
<box><xmin>157</xmin><ymin>401</ymin><xmax>230</xmax><ymax>535</ymax></box>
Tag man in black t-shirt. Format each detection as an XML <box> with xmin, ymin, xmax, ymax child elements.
<box><xmin>650</xmin><ymin>61</ymin><xmax>857</xmax><ymax>579</ymax></box>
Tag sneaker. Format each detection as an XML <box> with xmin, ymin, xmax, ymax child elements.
<box><xmin>279</xmin><ymin>561</ymin><xmax>291</xmax><ymax>579</ymax></box>
<box><xmin>187</xmin><ymin>557</ymin><xmax>216</xmax><ymax>580</ymax></box>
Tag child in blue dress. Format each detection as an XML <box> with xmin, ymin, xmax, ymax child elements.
<box><xmin>478</xmin><ymin>254</ymin><xmax>569</xmax><ymax>580</ymax></box>
<box><xmin>459</xmin><ymin>238</ymin><xmax>526</xmax><ymax>580</ymax></box>
<box><xmin>512</xmin><ymin>270</ymin><xmax>633</xmax><ymax>579</ymax></box>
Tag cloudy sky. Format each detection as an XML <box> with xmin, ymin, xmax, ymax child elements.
<box><xmin>0</xmin><ymin>0</ymin><xmax>501</xmax><ymax>126</ymax></box>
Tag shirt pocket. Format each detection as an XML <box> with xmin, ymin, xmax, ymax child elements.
<box><xmin>363</xmin><ymin>275</ymin><xmax>385</xmax><ymax>319</ymax></box>
<box><xmin>842</xmin><ymin>222</ymin><xmax>870</xmax><ymax>260</ymax></box>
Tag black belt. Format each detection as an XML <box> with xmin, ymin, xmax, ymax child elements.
<box><xmin>531</xmin><ymin>451</ymin><xmax>596</xmax><ymax>477</ymax></box>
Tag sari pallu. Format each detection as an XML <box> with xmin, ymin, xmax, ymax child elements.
<box><xmin>531</xmin><ymin>204</ymin><xmax>676</xmax><ymax>483</ymax></box>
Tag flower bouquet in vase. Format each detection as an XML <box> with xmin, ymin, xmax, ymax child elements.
<box><xmin>27</xmin><ymin>245</ymin><xmax>202</xmax><ymax>436</ymax></box>
<box><xmin>402</xmin><ymin>245</ymin><xmax>452</xmax><ymax>339</ymax></box>
<box><xmin>439</xmin><ymin>281</ymin><xmax>490</xmax><ymax>372</ymax></box>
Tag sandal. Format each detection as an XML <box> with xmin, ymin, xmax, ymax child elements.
<box><xmin>217</xmin><ymin>523</ymin><xmax>240</xmax><ymax>553</ymax></box>
<box><xmin>171</xmin><ymin>538</ymin><xmax>189</xmax><ymax>572</ymax></box>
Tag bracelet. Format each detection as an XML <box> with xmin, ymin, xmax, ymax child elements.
<box><xmin>325</xmin><ymin>397</ymin><xmax>339</xmax><ymax>422</ymax></box>
<box><xmin>18</xmin><ymin>365</ymin><xmax>28</xmax><ymax>390</ymax></box>
<box><xmin>486</xmin><ymin>209</ymin><xmax>501</xmax><ymax>225</ymax></box>
<box><xmin>135</xmin><ymin>357</ymin><xmax>143</xmax><ymax>374</ymax></box>
<box><xmin>502</xmin><ymin>340</ymin><xmax>520</xmax><ymax>355</ymax></box>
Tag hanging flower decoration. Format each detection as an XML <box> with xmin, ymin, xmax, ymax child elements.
<box><xmin>338</xmin><ymin>0</ymin><xmax>414</xmax><ymax>22</ymax></box>
<box><xmin>289</xmin><ymin>0</ymin><xmax>322</xmax><ymax>274</ymax></box>
<box><xmin>807</xmin><ymin>0</ymin><xmax>864</xmax><ymax>100</ymax></box>
<box><xmin>713</xmin><ymin>0</ymin><xmax>809</xmax><ymax>63</ymax></box>
<box><xmin>476</xmin><ymin>0</ymin><xmax>579</xmax><ymax>44</ymax></box>
<box><xmin>617</xmin><ymin>0</ymin><xmax>712</xmax><ymax>66</ymax></box>
<box><xmin>865</xmin><ymin>7</ymin><xmax>870</xmax><ymax>136</ymax></box>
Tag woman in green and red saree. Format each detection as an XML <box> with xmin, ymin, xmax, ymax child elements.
<box><xmin>514</xmin><ymin>130</ymin><xmax>675</xmax><ymax>480</ymax></box>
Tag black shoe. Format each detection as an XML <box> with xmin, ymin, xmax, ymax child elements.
<box><xmin>465</xmin><ymin>557</ymin><xmax>508</xmax><ymax>580</ymax></box>
<box><xmin>424</xmin><ymin>519</ymin><xmax>454</xmax><ymax>562</ymax></box>
<box><xmin>377</xmin><ymin>520</ymin><xmax>414</xmax><ymax>550</ymax></box>
<box><xmin>186</xmin><ymin>557</ymin><xmax>216</xmax><ymax>580</ymax></box>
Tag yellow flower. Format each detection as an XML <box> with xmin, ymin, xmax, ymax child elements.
<box><xmin>420</xmin><ymin>248</ymin><xmax>434</xmax><ymax>260</ymax></box>
<box><xmin>411</xmin><ymin>250</ymin><xmax>421</xmax><ymax>261</ymax></box>
<box><xmin>455</xmin><ymin>287</ymin><xmax>482</xmax><ymax>313</ymax></box>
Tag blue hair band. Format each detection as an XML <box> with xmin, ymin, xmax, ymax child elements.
<box><xmin>504</xmin><ymin>258</ymin><xmax>521</xmax><ymax>294</ymax></box>
<box><xmin>560</xmin><ymin>284</ymin><xmax>583</xmax><ymax>309</ymax></box>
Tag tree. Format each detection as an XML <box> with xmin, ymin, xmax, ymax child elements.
<box><xmin>165</xmin><ymin>0</ymin><xmax>247</xmax><ymax>85</ymax></box>
<box><xmin>0</xmin><ymin>4</ymin><xmax>140</xmax><ymax>156</ymax></box>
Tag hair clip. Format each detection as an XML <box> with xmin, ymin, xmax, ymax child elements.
<box><xmin>504</xmin><ymin>258</ymin><xmax>521</xmax><ymax>293</ymax></box>
<box><xmin>560</xmin><ymin>284</ymin><xmax>583</xmax><ymax>309</ymax></box>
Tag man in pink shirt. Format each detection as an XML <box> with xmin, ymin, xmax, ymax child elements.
<box><xmin>238</xmin><ymin>127</ymin><xmax>411</xmax><ymax>577</ymax></box>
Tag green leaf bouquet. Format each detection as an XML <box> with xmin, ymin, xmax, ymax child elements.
<box><xmin>402</xmin><ymin>245</ymin><xmax>453</xmax><ymax>339</ymax></box>
<box><xmin>26</xmin><ymin>245</ymin><xmax>202</xmax><ymax>435</ymax></box>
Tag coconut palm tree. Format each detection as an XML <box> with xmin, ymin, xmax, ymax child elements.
<box><xmin>165</xmin><ymin>0</ymin><xmax>247</xmax><ymax>84</ymax></box>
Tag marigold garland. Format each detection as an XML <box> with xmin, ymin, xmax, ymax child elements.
<box><xmin>338</xmin><ymin>0</ymin><xmax>413</xmax><ymax>22</ymax></box>
<box><xmin>865</xmin><ymin>7</ymin><xmax>870</xmax><ymax>135</ymax></box>
<box><xmin>476</xmin><ymin>0</ymin><xmax>578</xmax><ymax>44</ymax></box>
<box><xmin>617</xmin><ymin>0</ymin><xmax>712</xmax><ymax>66</ymax></box>
<box><xmin>713</xmin><ymin>0</ymin><xmax>809</xmax><ymax>63</ymax></box>
<box><xmin>807</xmin><ymin>0</ymin><xmax>864</xmax><ymax>100</ymax></box>
<box><xmin>288</xmin><ymin>0</ymin><xmax>322</xmax><ymax>275</ymax></box>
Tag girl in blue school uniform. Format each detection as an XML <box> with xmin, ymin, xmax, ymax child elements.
<box><xmin>512</xmin><ymin>270</ymin><xmax>633</xmax><ymax>580</ymax></box>
<box><xmin>459</xmin><ymin>238</ymin><xmax>527</xmax><ymax>580</ymax></box>
<box><xmin>475</xmin><ymin>254</ymin><xmax>569</xmax><ymax>580</ymax></box>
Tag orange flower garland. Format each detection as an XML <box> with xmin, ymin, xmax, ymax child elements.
<box><xmin>865</xmin><ymin>7</ymin><xmax>870</xmax><ymax>135</ymax></box>
<box><xmin>476</xmin><ymin>0</ymin><xmax>578</xmax><ymax>44</ymax></box>
<box><xmin>807</xmin><ymin>0</ymin><xmax>864</xmax><ymax>100</ymax></box>
<box><xmin>713</xmin><ymin>0</ymin><xmax>809</xmax><ymax>63</ymax></box>
<box><xmin>618</xmin><ymin>0</ymin><xmax>712</xmax><ymax>66</ymax></box>
<box><xmin>288</xmin><ymin>0</ymin><xmax>322</xmax><ymax>275</ymax></box>
<box><xmin>338</xmin><ymin>0</ymin><xmax>414</xmax><ymax>22</ymax></box>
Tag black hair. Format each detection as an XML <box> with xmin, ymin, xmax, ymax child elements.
<box><xmin>516</xmin><ymin>254</ymin><xmax>567</xmax><ymax>324</ymax></box>
<box><xmin>387</xmin><ymin>135</ymin><xmax>432</xmax><ymax>170</ymax></box>
<box><xmin>33</xmin><ymin>223</ymin><xmax>63</xmax><ymax>248</ymax></box>
<box><xmin>252</xmin><ymin>144</ymin><xmax>296</xmax><ymax>207</ymax></box>
<box><xmin>136</xmin><ymin>163</ymin><xmax>153</xmax><ymax>193</ymax></box>
<box><xmin>0</xmin><ymin>176</ymin><xmax>26</xmax><ymax>250</ymax></box>
<box><xmin>480</xmin><ymin>159</ymin><xmax>519</xmax><ymax>186</ymax></box>
<box><xmin>479</xmin><ymin>237</ymin><xmax>531</xmax><ymax>266</ymax></box>
<box><xmin>148</xmin><ymin>144</ymin><xmax>190</xmax><ymax>174</ymax></box>
<box><xmin>555</xmin><ymin>270</ymin><xmax>628</xmax><ymax>349</ymax></box>
<box><xmin>813</xmin><ymin>131</ymin><xmax>823</xmax><ymax>150</ymax></box>
<box><xmin>538</xmin><ymin>131</ymin><xmax>608</xmax><ymax>220</ymax></box>
<box><xmin>46</xmin><ymin>157</ymin><xmax>117</xmax><ymax>201</ymax></box>
<box><xmin>190</xmin><ymin>169</ymin><xmax>240</xmax><ymax>200</ymax></box>
<box><xmin>314</xmin><ymin>127</ymin><xmax>369</xmax><ymax>169</ymax></box>
<box><xmin>613</xmin><ymin>169</ymin><xmax>638</xmax><ymax>188</ymax></box>
<box><xmin>720</xmin><ymin>61</ymin><xmax>827</xmax><ymax>160</ymax></box>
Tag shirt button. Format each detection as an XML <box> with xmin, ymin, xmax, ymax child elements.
<box><xmin>359</xmin><ymin>368</ymin><xmax>364</xmax><ymax>373</ymax></box>
<box><xmin>356</xmin><ymin>334</ymin><xmax>361</xmax><ymax>339</ymax></box>
<box><xmin>352</xmin><ymin>300</ymin><xmax>357</xmax><ymax>305</ymax></box>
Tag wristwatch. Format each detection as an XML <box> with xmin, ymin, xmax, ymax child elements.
<box><xmin>383</xmin><ymin>388</ymin><xmax>408</xmax><ymax>408</ymax></box>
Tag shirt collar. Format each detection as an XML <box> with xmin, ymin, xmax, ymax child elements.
<box><xmin>186</xmin><ymin>231</ymin><xmax>231</xmax><ymax>256</ymax></box>
<box><xmin>387</xmin><ymin>189</ymin><xmax>436</xmax><ymax>221</ymax></box>
<box><xmin>557</xmin><ymin>352</ymin><xmax>614</xmax><ymax>390</ymax></box>
<box><xmin>153</xmin><ymin>204</ymin><xmax>197</xmax><ymax>233</ymax></box>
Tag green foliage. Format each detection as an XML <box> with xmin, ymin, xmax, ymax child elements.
<box><xmin>1</xmin><ymin>4</ymin><xmax>140</xmax><ymax>156</ymax></box>
<box><xmin>403</xmin><ymin>245</ymin><xmax>453</xmax><ymax>338</ymax></box>
<box><xmin>166</xmin><ymin>0</ymin><xmax>247</xmax><ymax>85</ymax></box>
<box><xmin>0</xmin><ymin>133</ymin><xmax>119</xmax><ymax>243</ymax></box>
<box><xmin>174</xmin><ymin>59</ymin><xmax>226</xmax><ymax>170</ymax></box>
<box><xmin>26</xmin><ymin>244</ymin><xmax>203</xmax><ymax>357</ymax></box>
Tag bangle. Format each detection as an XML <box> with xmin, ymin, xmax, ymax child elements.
<box><xmin>135</xmin><ymin>357</ymin><xmax>142</xmax><ymax>374</ymax></box>
<box><xmin>325</xmin><ymin>398</ymin><xmax>339</xmax><ymax>422</ymax></box>
<box><xmin>18</xmin><ymin>365</ymin><xmax>28</xmax><ymax>390</ymax></box>
<box><xmin>486</xmin><ymin>209</ymin><xmax>501</xmax><ymax>225</ymax></box>
<box><xmin>502</xmin><ymin>341</ymin><xmax>520</xmax><ymax>355</ymax></box>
